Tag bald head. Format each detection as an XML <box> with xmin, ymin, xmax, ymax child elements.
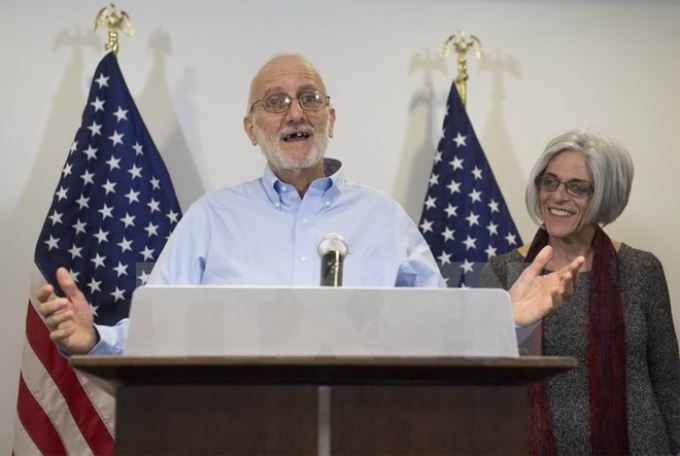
<box><xmin>247</xmin><ymin>54</ymin><xmax>328</xmax><ymax>113</ymax></box>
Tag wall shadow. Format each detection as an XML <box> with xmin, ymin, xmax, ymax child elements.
<box><xmin>135</xmin><ymin>27</ymin><xmax>206</xmax><ymax>213</ymax></box>
<box><xmin>476</xmin><ymin>51</ymin><xmax>530</xmax><ymax>239</ymax></box>
<box><xmin>392</xmin><ymin>48</ymin><xmax>448</xmax><ymax>222</ymax></box>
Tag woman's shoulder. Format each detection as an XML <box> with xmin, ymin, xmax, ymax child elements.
<box><xmin>486</xmin><ymin>247</ymin><xmax>527</xmax><ymax>274</ymax></box>
<box><xmin>480</xmin><ymin>247</ymin><xmax>527</xmax><ymax>289</ymax></box>
<box><xmin>617</xmin><ymin>242</ymin><xmax>664</xmax><ymax>270</ymax></box>
<box><xmin>491</xmin><ymin>245</ymin><xmax>528</xmax><ymax>264</ymax></box>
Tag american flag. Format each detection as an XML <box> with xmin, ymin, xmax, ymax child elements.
<box><xmin>419</xmin><ymin>83</ymin><xmax>522</xmax><ymax>287</ymax></box>
<box><xmin>13</xmin><ymin>52</ymin><xmax>182</xmax><ymax>455</ymax></box>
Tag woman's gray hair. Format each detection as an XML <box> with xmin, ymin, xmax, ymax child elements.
<box><xmin>525</xmin><ymin>128</ymin><xmax>634</xmax><ymax>227</ymax></box>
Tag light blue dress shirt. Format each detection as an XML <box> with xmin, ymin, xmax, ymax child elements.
<box><xmin>92</xmin><ymin>159</ymin><xmax>446</xmax><ymax>354</ymax></box>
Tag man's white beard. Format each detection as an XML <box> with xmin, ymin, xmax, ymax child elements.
<box><xmin>254</xmin><ymin>121</ymin><xmax>330</xmax><ymax>171</ymax></box>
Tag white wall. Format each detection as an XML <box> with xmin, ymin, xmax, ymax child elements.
<box><xmin>2</xmin><ymin>0</ymin><xmax>679</xmax><ymax>451</ymax></box>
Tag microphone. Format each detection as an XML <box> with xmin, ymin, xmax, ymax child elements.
<box><xmin>317</xmin><ymin>233</ymin><xmax>348</xmax><ymax>287</ymax></box>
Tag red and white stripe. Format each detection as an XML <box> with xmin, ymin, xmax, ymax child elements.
<box><xmin>13</xmin><ymin>265</ymin><xmax>115</xmax><ymax>455</ymax></box>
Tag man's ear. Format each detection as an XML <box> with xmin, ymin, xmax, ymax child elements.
<box><xmin>328</xmin><ymin>107</ymin><xmax>336</xmax><ymax>138</ymax></box>
<box><xmin>243</xmin><ymin>115</ymin><xmax>259</xmax><ymax>145</ymax></box>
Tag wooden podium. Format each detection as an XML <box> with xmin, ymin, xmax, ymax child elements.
<box><xmin>71</xmin><ymin>355</ymin><xmax>575</xmax><ymax>455</ymax></box>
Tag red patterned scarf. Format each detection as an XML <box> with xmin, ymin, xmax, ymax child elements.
<box><xmin>524</xmin><ymin>226</ymin><xmax>629</xmax><ymax>455</ymax></box>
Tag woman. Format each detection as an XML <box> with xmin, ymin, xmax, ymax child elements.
<box><xmin>480</xmin><ymin>129</ymin><xmax>680</xmax><ymax>455</ymax></box>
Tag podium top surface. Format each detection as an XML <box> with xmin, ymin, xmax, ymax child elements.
<box><xmin>71</xmin><ymin>355</ymin><xmax>576</xmax><ymax>387</ymax></box>
<box><xmin>126</xmin><ymin>286</ymin><xmax>519</xmax><ymax>358</ymax></box>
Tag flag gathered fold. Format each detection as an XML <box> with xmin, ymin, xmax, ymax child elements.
<box><xmin>418</xmin><ymin>83</ymin><xmax>522</xmax><ymax>287</ymax></box>
<box><xmin>13</xmin><ymin>52</ymin><xmax>182</xmax><ymax>455</ymax></box>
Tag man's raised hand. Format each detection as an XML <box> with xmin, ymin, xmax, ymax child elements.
<box><xmin>37</xmin><ymin>267</ymin><xmax>98</xmax><ymax>355</ymax></box>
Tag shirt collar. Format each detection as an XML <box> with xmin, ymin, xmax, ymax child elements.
<box><xmin>262</xmin><ymin>158</ymin><xmax>345</xmax><ymax>204</ymax></box>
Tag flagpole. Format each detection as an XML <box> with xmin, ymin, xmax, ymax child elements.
<box><xmin>441</xmin><ymin>30</ymin><xmax>484</xmax><ymax>107</ymax></box>
<box><xmin>94</xmin><ymin>3</ymin><xmax>135</xmax><ymax>56</ymax></box>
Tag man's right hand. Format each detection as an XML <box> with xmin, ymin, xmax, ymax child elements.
<box><xmin>37</xmin><ymin>267</ymin><xmax>98</xmax><ymax>355</ymax></box>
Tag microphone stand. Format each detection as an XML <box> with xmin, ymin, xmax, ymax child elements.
<box><xmin>320</xmin><ymin>249</ymin><xmax>343</xmax><ymax>287</ymax></box>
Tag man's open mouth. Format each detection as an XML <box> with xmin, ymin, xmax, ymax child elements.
<box><xmin>282</xmin><ymin>131</ymin><xmax>311</xmax><ymax>141</ymax></box>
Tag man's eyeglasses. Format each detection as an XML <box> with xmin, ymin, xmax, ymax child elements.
<box><xmin>535</xmin><ymin>175</ymin><xmax>594</xmax><ymax>198</ymax></box>
<box><xmin>250</xmin><ymin>91</ymin><xmax>331</xmax><ymax>114</ymax></box>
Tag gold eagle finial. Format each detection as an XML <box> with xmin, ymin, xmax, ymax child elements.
<box><xmin>441</xmin><ymin>30</ymin><xmax>484</xmax><ymax>107</ymax></box>
<box><xmin>94</xmin><ymin>4</ymin><xmax>135</xmax><ymax>55</ymax></box>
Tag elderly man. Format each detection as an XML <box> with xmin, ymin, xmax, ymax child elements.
<box><xmin>38</xmin><ymin>54</ymin><xmax>583</xmax><ymax>355</ymax></box>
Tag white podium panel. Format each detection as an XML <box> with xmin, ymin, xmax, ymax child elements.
<box><xmin>125</xmin><ymin>286</ymin><xmax>518</xmax><ymax>358</ymax></box>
